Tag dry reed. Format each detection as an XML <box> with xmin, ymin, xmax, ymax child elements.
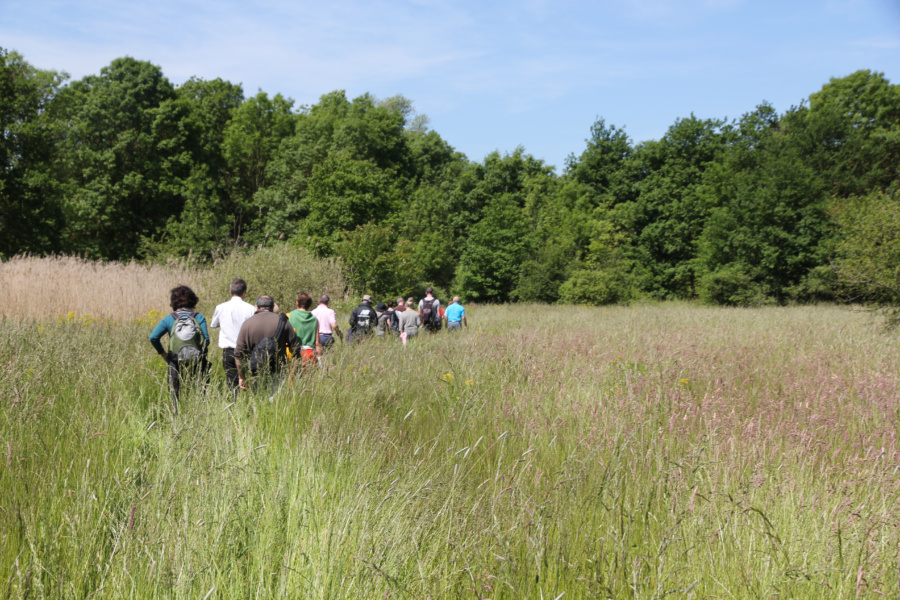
<box><xmin>0</xmin><ymin>255</ymin><xmax>197</xmax><ymax>322</ymax></box>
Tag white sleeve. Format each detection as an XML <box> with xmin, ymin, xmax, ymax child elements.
<box><xmin>210</xmin><ymin>306</ymin><xmax>221</xmax><ymax>328</ymax></box>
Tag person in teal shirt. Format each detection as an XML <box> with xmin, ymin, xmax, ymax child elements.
<box><xmin>444</xmin><ymin>296</ymin><xmax>467</xmax><ymax>331</ymax></box>
<box><xmin>149</xmin><ymin>285</ymin><xmax>210</xmax><ymax>413</ymax></box>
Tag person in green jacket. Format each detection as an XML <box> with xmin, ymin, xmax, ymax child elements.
<box><xmin>288</xmin><ymin>292</ymin><xmax>323</xmax><ymax>372</ymax></box>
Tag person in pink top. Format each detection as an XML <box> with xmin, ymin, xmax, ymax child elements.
<box><xmin>311</xmin><ymin>294</ymin><xmax>342</xmax><ymax>349</ymax></box>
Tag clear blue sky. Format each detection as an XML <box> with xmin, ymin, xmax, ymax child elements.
<box><xmin>2</xmin><ymin>0</ymin><xmax>898</xmax><ymax>171</ymax></box>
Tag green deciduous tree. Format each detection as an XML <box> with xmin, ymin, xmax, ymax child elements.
<box><xmin>256</xmin><ymin>91</ymin><xmax>415</xmax><ymax>248</ymax></box>
<box><xmin>695</xmin><ymin>104</ymin><xmax>832</xmax><ymax>304</ymax></box>
<box><xmin>453</xmin><ymin>149</ymin><xmax>553</xmax><ymax>302</ymax></box>
<box><xmin>336</xmin><ymin>223</ymin><xmax>421</xmax><ymax>298</ymax></box>
<box><xmin>624</xmin><ymin>115</ymin><xmax>733</xmax><ymax>298</ymax></box>
<box><xmin>225</xmin><ymin>92</ymin><xmax>296</xmax><ymax>195</ymax></box>
<box><xmin>302</xmin><ymin>154</ymin><xmax>409</xmax><ymax>253</ymax></box>
<box><xmin>0</xmin><ymin>48</ymin><xmax>67</xmax><ymax>258</ymax></box>
<box><xmin>566</xmin><ymin>119</ymin><xmax>638</xmax><ymax>208</ymax></box>
<box><xmin>52</xmin><ymin>57</ymin><xmax>181</xmax><ymax>259</ymax></box>
<box><xmin>456</xmin><ymin>194</ymin><xmax>532</xmax><ymax>302</ymax></box>
<box><xmin>154</xmin><ymin>77</ymin><xmax>245</xmax><ymax>257</ymax></box>
<box><xmin>832</xmin><ymin>189</ymin><xmax>900</xmax><ymax>312</ymax></box>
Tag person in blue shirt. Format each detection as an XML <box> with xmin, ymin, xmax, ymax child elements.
<box><xmin>444</xmin><ymin>296</ymin><xmax>468</xmax><ymax>332</ymax></box>
<box><xmin>149</xmin><ymin>285</ymin><xmax>210</xmax><ymax>413</ymax></box>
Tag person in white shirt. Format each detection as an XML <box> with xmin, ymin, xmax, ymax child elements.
<box><xmin>311</xmin><ymin>294</ymin><xmax>342</xmax><ymax>349</ymax></box>
<box><xmin>209</xmin><ymin>278</ymin><xmax>257</xmax><ymax>392</ymax></box>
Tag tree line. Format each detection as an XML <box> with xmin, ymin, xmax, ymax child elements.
<box><xmin>2</xmin><ymin>48</ymin><xmax>899</xmax><ymax>306</ymax></box>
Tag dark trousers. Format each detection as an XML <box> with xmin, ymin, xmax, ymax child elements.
<box><xmin>222</xmin><ymin>348</ymin><xmax>239</xmax><ymax>392</ymax></box>
<box><xmin>319</xmin><ymin>333</ymin><xmax>334</xmax><ymax>348</ymax></box>
<box><xmin>167</xmin><ymin>357</ymin><xmax>210</xmax><ymax>414</ymax></box>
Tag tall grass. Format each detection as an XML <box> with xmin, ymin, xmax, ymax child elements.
<box><xmin>2</xmin><ymin>303</ymin><xmax>899</xmax><ymax>598</ymax></box>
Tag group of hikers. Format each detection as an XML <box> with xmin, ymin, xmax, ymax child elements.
<box><xmin>148</xmin><ymin>279</ymin><xmax>468</xmax><ymax>412</ymax></box>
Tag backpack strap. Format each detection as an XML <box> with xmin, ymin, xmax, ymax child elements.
<box><xmin>274</xmin><ymin>313</ymin><xmax>288</xmax><ymax>344</ymax></box>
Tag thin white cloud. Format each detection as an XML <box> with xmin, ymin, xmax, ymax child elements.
<box><xmin>1</xmin><ymin>0</ymin><xmax>897</xmax><ymax>171</ymax></box>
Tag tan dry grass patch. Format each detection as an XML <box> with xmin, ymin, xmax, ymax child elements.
<box><xmin>0</xmin><ymin>255</ymin><xmax>197</xmax><ymax>322</ymax></box>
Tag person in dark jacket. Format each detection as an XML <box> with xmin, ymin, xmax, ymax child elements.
<box><xmin>347</xmin><ymin>295</ymin><xmax>377</xmax><ymax>343</ymax></box>
<box><xmin>234</xmin><ymin>295</ymin><xmax>300</xmax><ymax>395</ymax></box>
<box><xmin>384</xmin><ymin>300</ymin><xmax>398</xmax><ymax>336</ymax></box>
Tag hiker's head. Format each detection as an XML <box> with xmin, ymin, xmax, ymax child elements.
<box><xmin>388</xmin><ymin>300</ymin><xmax>396</xmax><ymax>309</ymax></box>
<box><xmin>425</xmin><ymin>286</ymin><xmax>434</xmax><ymax>296</ymax></box>
<box><xmin>170</xmin><ymin>285</ymin><xmax>199</xmax><ymax>310</ymax></box>
<box><xmin>319</xmin><ymin>294</ymin><xmax>330</xmax><ymax>306</ymax></box>
<box><xmin>452</xmin><ymin>296</ymin><xmax>461</xmax><ymax>304</ymax></box>
<box><xmin>296</xmin><ymin>292</ymin><xmax>312</xmax><ymax>310</ymax></box>
<box><xmin>407</xmin><ymin>297</ymin><xmax>414</xmax><ymax>306</ymax></box>
<box><xmin>362</xmin><ymin>294</ymin><xmax>372</xmax><ymax>305</ymax></box>
<box><xmin>256</xmin><ymin>295</ymin><xmax>275</xmax><ymax>311</ymax></box>
<box><xmin>230</xmin><ymin>278</ymin><xmax>247</xmax><ymax>297</ymax></box>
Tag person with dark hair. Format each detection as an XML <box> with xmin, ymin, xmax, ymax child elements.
<box><xmin>347</xmin><ymin>294</ymin><xmax>377</xmax><ymax>343</ymax></box>
<box><xmin>384</xmin><ymin>300</ymin><xmax>398</xmax><ymax>336</ymax></box>
<box><xmin>149</xmin><ymin>285</ymin><xmax>210</xmax><ymax>413</ymax></box>
<box><xmin>288</xmin><ymin>292</ymin><xmax>323</xmax><ymax>372</ymax></box>
<box><xmin>374</xmin><ymin>302</ymin><xmax>391</xmax><ymax>336</ymax></box>
<box><xmin>418</xmin><ymin>286</ymin><xmax>442</xmax><ymax>332</ymax></box>
<box><xmin>311</xmin><ymin>294</ymin><xmax>341</xmax><ymax>349</ymax></box>
<box><xmin>234</xmin><ymin>295</ymin><xmax>300</xmax><ymax>395</ymax></box>
<box><xmin>210</xmin><ymin>277</ymin><xmax>256</xmax><ymax>394</ymax></box>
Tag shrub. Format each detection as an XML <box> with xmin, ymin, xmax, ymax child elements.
<box><xmin>558</xmin><ymin>268</ymin><xmax>637</xmax><ymax>305</ymax></box>
<box><xmin>201</xmin><ymin>245</ymin><xmax>348</xmax><ymax>312</ymax></box>
<box><xmin>697</xmin><ymin>263</ymin><xmax>771</xmax><ymax>306</ymax></box>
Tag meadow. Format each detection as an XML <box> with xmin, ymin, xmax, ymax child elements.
<box><xmin>2</xmin><ymin>259</ymin><xmax>900</xmax><ymax>598</ymax></box>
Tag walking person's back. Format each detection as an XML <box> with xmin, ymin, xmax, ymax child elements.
<box><xmin>384</xmin><ymin>300</ymin><xmax>398</xmax><ymax>336</ymax></box>
<box><xmin>444</xmin><ymin>296</ymin><xmax>468</xmax><ymax>331</ymax></box>
<box><xmin>148</xmin><ymin>285</ymin><xmax>210</xmax><ymax>414</ymax></box>
<box><xmin>375</xmin><ymin>302</ymin><xmax>391</xmax><ymax>336</ymax></box>
<box><xmin>288</xmin><ymin>292</ymin><xmax>323</xmax><ymax>373</ymax></box>
<box><xmin>396</xmin><ymin>301</ymin><xmax>421</xmax><ymax>340</ymax></box>
<box><xmin>234</xmin><ymin>295</ymin><xmax>300</xmax><ymax>395</ymax></box>
<box><xmin>418</xmin><ymin>287</ymin><xmax>442</xmax><ymax>333</ymax></box>
<box><xmin>311</xmin><ymin>294</ymin><xmax>341</xmax><ymax>350</ymax></box>
<box><xmin>347</xmin><ymin>295</ymin><xmax>377</xmax><ymax>342</ymax></box>
<box><xmin>209</xmin><ymin>278</ymin><xmax>256</xmax><ymax>394</ymax></box>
